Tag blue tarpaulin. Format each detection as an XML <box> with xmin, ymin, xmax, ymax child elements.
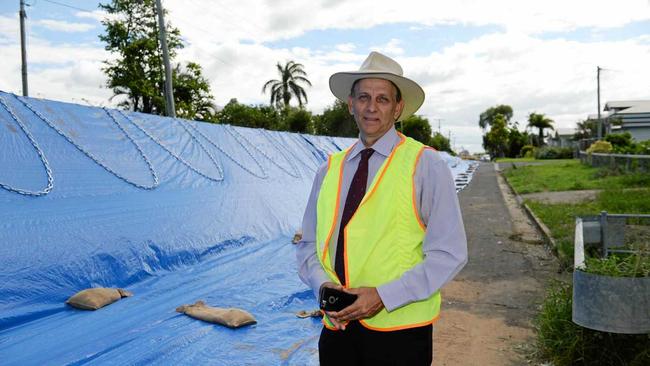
<box><xmin>0</xmin><ymin>91</ymin><xmax>472</xmax><ymax>365</ymax></box>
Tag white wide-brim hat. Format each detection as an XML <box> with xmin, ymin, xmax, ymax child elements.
<box><xmin>329</xmin><ymin>51</ymin><xmax>425</xmax><ymax>121</ymax></box>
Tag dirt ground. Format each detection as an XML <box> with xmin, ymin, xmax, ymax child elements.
<box><xmin>434</xmin><ymin>163</ymin><xmax>561</xmax><ymax>365</ymax></box>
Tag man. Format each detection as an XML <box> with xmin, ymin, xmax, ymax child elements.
<box><xmin>296</xmin><ymin>51</ymin><xmax>467</xmax><ymax>365</ymax></box>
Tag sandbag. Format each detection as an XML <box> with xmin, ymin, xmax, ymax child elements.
<box><xmin>292</xmin><ymin>229</ymin><xmax>303</xmax><ymax>244</ymax></box>
<box><xmin>176</xmin><ymin>300</ymin><xmax>256</xmax><ymax>328</ymax></box>
<box><xmin>296</xmin><ymin>309</ymin><xmax>322</xmax><ymax>318</ymax></box>
<box><xmin>66</xmin><ymin>288</ymin><xmax>133</xmax><ymax>310</ymax></box>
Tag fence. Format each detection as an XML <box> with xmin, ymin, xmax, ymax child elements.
<box><xmin>579</xmin><ymin>151</ymin><xmax>650</xmax><ymax>173</ymax></box>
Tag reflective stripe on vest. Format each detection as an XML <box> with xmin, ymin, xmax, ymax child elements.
<box><xmin>315</xmin><ymin>134</ymin><xmax>441</xmax><ymax>331</ymax></box>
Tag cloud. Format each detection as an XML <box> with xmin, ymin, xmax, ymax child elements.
<box><xmin>2</xmin><ymin>0</ymin><xmax>650</xmax><ymax>154</ymax></box>
<box><xmin>335</xmin><ymin>43</ymin><xmax>356</xmax><ymax>52</ymax></box>
<box><xmin>35</xmin><ymin>19</ymin><xmax>95</xmax><ymax>33</ymax></box>
<box><xmin>371</xmin><ymin>39</ymin><xmax>404</xmax><ymax>56</ymax></box>
<box><xmin>74</xmin><ymin>10</ymin><xmax>116</xmax><ymax>23</ymax></box>
<box><xmin>164</xmin><ymin>0</ymin><xmax>650</xmax><ymax>44</ymax></box>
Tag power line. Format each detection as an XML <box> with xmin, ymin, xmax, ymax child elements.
<box><xmin>169</xmin><ymin>17</ymin><xmax>235</xmax><ymax>67</ymax></box>
<box><xmin>188</xmin><ymin>0</ymin><xmax>266</xmax><ymax>36</ymax></box>
<box><xmin>172</xmin><ymin>2</ymin><xmax>263</xmax><ymax>44</ymax></box>
<box><xmin>40</xmin><ymin>0</ymin><xmax>94</xmax><ymax>13</ymax></box>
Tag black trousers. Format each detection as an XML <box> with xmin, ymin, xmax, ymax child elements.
<box><xmin>318</xmin><ymin>321</ymin><xmax>433</xmax><ymax>366</ymax></box>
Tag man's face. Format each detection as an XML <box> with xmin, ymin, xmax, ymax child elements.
<box><xmin>348</xmin><ymin>78</ymin><xmax>404</xmax><ymax>143</ymax></box>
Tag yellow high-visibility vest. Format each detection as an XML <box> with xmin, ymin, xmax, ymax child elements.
<box><xmin>316</xmin><ymin>133</ymin><xmax>441</xmax><ymax>331</ymax></box>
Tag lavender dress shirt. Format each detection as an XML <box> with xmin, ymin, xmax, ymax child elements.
<box><xmin>296</xmin><ymin>126</ymin><xmax>468</xmax><ymax>312</ymax></box>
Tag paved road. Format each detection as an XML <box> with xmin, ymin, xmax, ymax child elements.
<box><xmin>434</xmin><ymin>162</ymin><xmax>559</xmax><ymax>365</ymax></box>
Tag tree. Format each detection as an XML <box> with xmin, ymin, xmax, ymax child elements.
<box><xmin>262</xmin><ymin>61</ymin><xmax>312</xmax><ymax>110</ymax></box>
<box><xmin>402</xmin><ymin>115</ymin><xmax>433</xmax><ymax>145</ymax></box>
<box><xmin>430</xmin><ymin>132</ymin><xmax>452</xmax><ymax>153</ymax></box>
<box><xmin>99</xmin><ymin>0</ymin><xmax>215</xmax><ymax>120</ymax></box>
<box><xmin>173</xmin><ymin>62</ymin><xmax>216</xmax><ymax>121</ymax></box>
<box><xmin>527</xmin><ymin>112</ymin><xmax>554</xmax><ymax>146</ymax></box>
<box><xmin>479</xmin><ymin>105</ymin><xmax>513</xmax><ymax>130</ymax></box>
<box><xmin>313</xmin><ymin>100</ymin><xmax>358</xmax><ymax>137</ymax></box>
<box><xmin>216</xmin><ymin>98</ymin><xmax>281</xmax><ymax>130</ymax></box>
<box><xmin>284</xmin><ymin>107</ymin><xmax>313</xmax><ymax>133</ymax></box>
<box><xmin>506</xmin><ymin>123</ymin><xmax>529</xmax><ymax>157</ymax></box>
<box><xmin>483</xmin><ymin>113</ymin><xmax>509</xmax><ymax>158</ymax></box>
<box><xmin>574</xmin><ymin>119</ymin><xmax>597</xmax><ymax>140</ymax></box>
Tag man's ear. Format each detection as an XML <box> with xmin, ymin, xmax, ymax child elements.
<box><xmin>348</xmin><ymin>96</ymin><xmax>354</xmax><ymax>115</ymax></box>
<box><xmin>394</xmin><ymin>99</ymin><xmax>405</xmax><ymax>120</ymax></box>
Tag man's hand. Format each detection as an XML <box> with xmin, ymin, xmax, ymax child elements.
<box><xmin>326</xmin><ymin>287</ymin><xmax>384</xmax><ymax>326</ymax></box>
<box><xmin>319</xmin><ymin>282</ymin><xmax>347</xmax><ymax>330</ymax></box>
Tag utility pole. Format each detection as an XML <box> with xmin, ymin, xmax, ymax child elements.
<box><xmin>597</xmin><ymin>66</ymin><xmax>601</xmax><ymax>139</ymax></box>
<box><xmin>155</xmin><ymin>0</ymin><xmax>175</xmax><ymax>117</ymax></box>
<box><xmin>432</xmin><ymin>118</ymin><xmax>443</xmax><ymax>134</ymax></box>
<box><xmin>19</xmin><ymin>0</ymin><xmax>28</xmax><ymax>96</ymax></box>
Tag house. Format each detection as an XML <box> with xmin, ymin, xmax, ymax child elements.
<box><xmin>549</xmin><ymin>127</ymin><xmax>578</xmax><ymax>148</ymax></box>
<box><xmin>604</xmin><ymin>100</ymin><xmax>650</xmax><ymax>141</ymax></box>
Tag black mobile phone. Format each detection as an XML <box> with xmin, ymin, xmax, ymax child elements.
<box><xmin>319</xmin><ymin>287</ymin><xmax>358</xmax><ymax>312</ymax></box>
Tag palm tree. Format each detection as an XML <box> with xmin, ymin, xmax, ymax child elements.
<box><xmin>527</xmin><ymin>112</ymin><xmax>554</xmax><ymax>146</ymax></box>
<box><xmin>262</xmin><ymin>61</ymin><xmax>312</xmax><ymax>110</ymax></box>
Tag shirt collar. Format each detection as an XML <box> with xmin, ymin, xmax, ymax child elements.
<box><xmin>347</xmin><ymin>126</ymin><xmax>400</xmax><ymax>162</ymax></box>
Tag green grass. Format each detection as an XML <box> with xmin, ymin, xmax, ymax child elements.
<box><xmin>534</xmin><ymin>280</ymin><xmax>650</xmax><ymax>366</ymax></box>
<box><xmin>504</xmin><ymin>159</ymin><xmax>650</xmax><ymax>194</ymax></box>
<box><xmin>506</xmin><ymin>164</ymin><xmax>650</xmax><ymax>365</ymax></box>
<box><xmin>584</xmin><ymin>253</ymin><xmax>650</xmax><ymax>277</ymax></box>
<box><xmin>526</xmin><ymin>189</ymin><xmax>650</xmax><ymax>267</ymax></box>
<box><xmin>495</xmin><ymin>157</ymin><xmax>537</xmax><ymax>162</ymax></box>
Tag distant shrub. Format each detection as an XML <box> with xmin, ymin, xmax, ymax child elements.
<box><xmin>520</xmin><ymin>145</ymin><xmax>535</xmax><ymax>158</ymax></box>
<box><xmin>614</xmin><ymin>139</ymin><xmax>650</xmax><ymax>155</ymax></box>
<box><xmin>535</xmin><ymin>146</ymin><xmax>573</xmax><ymax>159</ymax></box>
<box><xmin>586</xmin><ymin>140</ymin><xmax>613</xmax><ymax>154</ymax></box>
<box><xmin>605</xmin><ymin>132</ymin><xmax>633</xmax><ymax>149</ymax></box>
<box><xmin>636</xmin><ymin>140</ymin><xmax>650</xmax><ymax>155</ymax></box>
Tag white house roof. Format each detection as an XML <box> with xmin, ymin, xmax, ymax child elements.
<box><xmin>604</xmin><ymin>100</ymin><xmax>650</xmax><ymax>113</ymax></box>
<box><xmin>555</xmin><ymin>128</ymin><xmax>577</xmax><ymax>137</ymax></box>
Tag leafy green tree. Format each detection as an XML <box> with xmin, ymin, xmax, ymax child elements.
<box><xmin>483</xmin><ymin>113</ymin><xmax>509</xmax><ymax>158</ymax></box>
<box><xmin>527</xmin><ymin>112</ymin><xmax>555</xmax><ymax>146</ymax></box>
<box><xmin>313</xmin><ymin>100</ymin><xmax>358</xmax><ymax>137</ymax></box>
<box><xmin>402</xmin><ymin>115</ymin><xmax>433</xmax><ymax>145</ymax></box>
<box><xmin>99</xmin><ymin>0</ymin><xmax>215</xmax><ymax>119</ymax></box>
<box><xmin>284</xmin><ymin>107</ymin><xmax>313</xmax><ymax>133</ymax></box>
<box><xmin>262</xmin><ymin>61</ymin><xmax>312</xmax><ymax>111</ymax></box>
<box><xmin>574</xmin><ymin>119</ymin><xmax>597</xmax><ymax>140</ymax></box>
<box><xmin>430</xmin><ymin>132</ymin><xmax>452</xmax><ymax>153</ymax></box>
<box><xmin>479</xmin><ymin>105</ymin><xmax>513</xmax><ymax>130</ymax></box>
<box><xmin>507</xmin><ymin>124</ymin><xmax>529</xmax><ymax>157</ymax></box>
<box><xmin>216</xmin><ymin>98</ymin><xmax>280</xmax><ymax>130</ymax></box>
<box><xmin>173</xmin><ymin>62</ymin><xmax>216</xmax><ymax>121</ymax></box>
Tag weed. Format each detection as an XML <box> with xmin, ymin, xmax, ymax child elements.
<box><xmin>534</xmin><ymin>280</ymin><xmax>650</xmax><ymax>366</ymax></box>
<box><xmin>584</xmin><ymin>252</ymin><xmax>650</xmax><ymax>277</ymax></box>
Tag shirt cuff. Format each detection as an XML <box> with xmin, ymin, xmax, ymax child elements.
<box><xmin>377</xmin><ymin>278</ymin><xmax>410</xmax><ymax>312</ymax></box>
<box><xmin>310</xmin><ymin>269</ymin><xmax>331</xmax><ymax>300</ymax></box>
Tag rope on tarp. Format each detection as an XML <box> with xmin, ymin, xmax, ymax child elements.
<box><xmin>184</xmin><ymin>121</ymin><xmax>269</xmax><ymax>179</ymax></box>
<box><xmin>15</xmin><ymin>95</ymin><xmax>160</xmax><ymax>190</ymax></box>
<box><xmin>0</xmin><ymin>96</ymin><xmax>54</xmax><ymax>196</ymax></box>
<box><xmin>117</xmin><ymin>110</ymin><xmax>225</xmax><ymax>182</ymax></box>
<box><xmin>103</xmin><ymin>108</ymin><xmax>159</xmax><ymax>189</ymax></box>
<box><xmin>270</xmin><ymin>132</ymin><xmax>320</xmax><ymax>173</ymax></box>
<box><xmin>327</xmin><ymin>136</ymin><xmax>344</xmax><ymax>151</ymax></box>
<box><xmin>233</xmin><ymin>127</ymin><xmax>302</xmax><ymax>178</ymax></box>
<box><xmin>299</xmin><ymin>134</ymin><xmax>331</xmax><ymax>161</ymax></box>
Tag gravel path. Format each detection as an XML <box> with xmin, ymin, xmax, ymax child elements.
<box><xmin>434</xmin><ymin>162</ymin><xmax>561</xmax><ymax>365</ymax></box>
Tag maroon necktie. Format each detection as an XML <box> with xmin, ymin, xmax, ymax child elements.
<box><xmin>335</xmin><ymin>148</ymin><xmax>375</xmax><ymax>285</ymax></box>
